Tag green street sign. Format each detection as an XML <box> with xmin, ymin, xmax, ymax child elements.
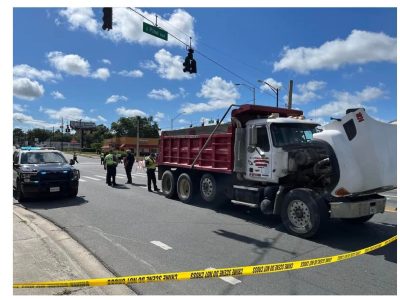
<box><xmin>143</xmin><ymin>22</ymin><xmax>168</xmax><ymax>41</ymax></box>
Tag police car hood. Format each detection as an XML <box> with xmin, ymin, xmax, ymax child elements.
<box><xmin>20</xmin><ymin>163</ymin><xmax>72</xmax><ymax>173</ymax></box>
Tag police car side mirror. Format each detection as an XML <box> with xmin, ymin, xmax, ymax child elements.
<box><xmin>13</xmin><ymin>163</ymin><xmax>20</xmax><ymax>169</ymax></box>
<box><xmin>69</xmin><ymin>159</ymin><xmax>75</xmax><ymax>165</ymax></box>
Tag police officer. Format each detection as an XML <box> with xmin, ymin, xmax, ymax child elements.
<box><xmin>145</xmin><ymin>153</ymin><xmax>159</xmax><ymax>192</ymax></box>
<box><xmin>123</xmin><ymin>149</ymin><xmax>135</xmax><ymax>184</ymax></box>
<box><xmin>100</xmin><ymin>152</ymin><xmax>105</xmax><ymax>165</ymax></box>
<box><xmin>73</xmin><ymin>152</ymin><xmax>79</xmax><ymax>163</ymax></box>
<box><xmin>104</xmin><ymin>151</ymin><xmax>117</xmax><ymax>186</ymax></box>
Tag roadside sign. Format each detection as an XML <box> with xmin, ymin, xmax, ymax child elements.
<box><xmin>143</xmin><ymin>22</ymin><xmax>168</xmax><ymax>41</ymax></box>
<box><xmin>70</xmin><ymin>121</ymin><xmax>96</xmax><ymax>130</ymax></box>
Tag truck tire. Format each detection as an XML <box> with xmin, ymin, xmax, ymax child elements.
<box><xmin>341</xmin><ymin>215</ymin><xmax>374</xmax><ymax>224</ymax></box>
<box><xmin>177</xmin><ymin>173</ymin><xmax>197</xmax><ymax>204</ymax></box>
<box><xmin>199</xmin><ymin>173</ymin><xmax>228</xmax><ymax>208</ymax></box>
<box><xmin>280</xmin><ymin>188</ymin><xmax>328</xmax><ymax>238</ymax></box>
<box><xmin>161</xmin><ymin>170</ymin><xmax>177</xmax><ymax>199</ymax></box>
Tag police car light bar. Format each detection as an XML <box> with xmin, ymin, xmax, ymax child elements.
<box><xmin>20</xmin><ymin>146</ymin><xmax>43</xmax><ymax>150</ymax></box>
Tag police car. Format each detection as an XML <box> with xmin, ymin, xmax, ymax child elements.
<box><xmin>13</xmin><ymin>147</ymin><xmax>80</xmax><ymax>201</ymax></box>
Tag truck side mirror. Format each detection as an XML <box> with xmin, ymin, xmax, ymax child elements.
<box><xmin>249</xmin><ymin>125</ymin><xmax>257</xmax><ymax>146</ymax></box>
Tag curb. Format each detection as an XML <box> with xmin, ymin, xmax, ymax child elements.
<box><xmin>13</xmin><ymin>205</ymin><xmax>135</xmax><ymax>295</ymax></box>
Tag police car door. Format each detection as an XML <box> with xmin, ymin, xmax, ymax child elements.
<box><xmin>13</xmin><ymin>151</ymin><xmax>19</xmax><ymax>187</ymax></box>
<box><xmin>245</xmin><ymin>124</ymin><xmax>272</xmax><ymax>181</ymax></box>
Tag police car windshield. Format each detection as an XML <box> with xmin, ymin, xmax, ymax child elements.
<box><xmin>20</xmin><ymin>152</ymin><xmax>67</xmax><ymax>164</ymax></box>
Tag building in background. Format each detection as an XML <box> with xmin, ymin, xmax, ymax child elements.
<box><xmin>102</xmin><ymin>137</ymin><xmax>159</xmax><ymax>156</ymax></box>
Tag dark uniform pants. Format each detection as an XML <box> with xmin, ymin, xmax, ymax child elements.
<box><xmin>106</xmin><ymin>165</ymin><xmax>116</xmax><ymax>185</ymax></box>
<box><xmin>125</xmin><ymin>165</ymin><xmax>133</xmax><ymax>183</ymax></box>
<box><xmin>147</xmin><ymin>169</ymin><xmax>157</xmax><ymax>191</ymax></box>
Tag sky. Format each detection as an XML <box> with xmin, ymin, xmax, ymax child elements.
<box><xmin>12</xmin><ymin>7</ymin><xmax>397</xmax><ymax>132</ymax></box>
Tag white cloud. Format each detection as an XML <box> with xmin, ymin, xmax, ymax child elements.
<box><xmin>59</xmin><ymin>8</ymin><xmax>99</xmax><ymax>34</ymax></box>
<box><xmin>97</xmin><ymin>115</ymin><xmax>107</xmax><ymax>122</ymax></box>
<box><xmin>13</xmin><ymin>78</ymin><xmax>45</xmax><ymax>100</ymax></box>
<box><xmin>91</xmin><ymin>68</ymin><xmax>110</xmax><ymax>80</ymax></box>
<box><xmin>148</xmin><ymin>88</ymin><xmax>178</xmax><ymax>101</ymax></box>
<box><xmin>118</xmin><ymin>69</ymin><xmax>143</xmax><ymax>78</ymax></box>
<box><xmin>47</xmin><ymin>51</ymin><xmax>90</xmax><ymax>77</ymax></box>
<box><xmin>274</xmin><ymin>30</ymin><xmax>397</xmax><ymax>74</ymax></box>
<box><xmin>58</xmin><ymin>8</ymin><xmax>195</xmax><ymax>48</ymax></box>
<box><xmin>105</xmin><ymin>95</ymin><xmax>128</xmax><ymax>104</ymax></box>
<box><xmin>44</xmin><ymin>106</ymin><xmax>97</xmax><ymax>122</ymax></box>
<box><xmin>259</xmin><ymin>77</ymin><xmax>283</xmax><ymax>93</ymax></box>
<box><xmin>13</xmin><ymin>64</ymin><xmax>61</xmax><ymax>82</ymax></box>
<box><xmin>308</xmin><ymin>86</ymin><xmax>385</xmax><ymax>118</ymax></box>
<box><xmin>181</xmin><ymin>77</ymin><xmax>240</xmax><ymax>114</ymax></box>
<box><xmin>13</xmin><ymin>104</ymin><xmax>27</xmax><ymax>112</ymax></box>
<box><xmin>178</xmin><ymin>118</ymin><xmax>190</xmax><ymax>124</ymax></box>
<box><xmin>116</xmin><ymin>107</ymin><xmax>147</xmax><ymax>118</ymax></box>
<box><xmin>146</xmin><ymin>49</ymin><xmax>193</xmax><ymax>80</ymax></box>
<box><xmin>291</xmin><ymin>80</ymin><xmax>327</xmax><ymax>104</ymax></box>
<box><xmin>102</xmin><ymin>59</ymin><xmax>111</xmax><ymax>65</ymax></box>
<box><xmin>154</xmin><ymin>112</ymin><xmax>165</xmax><ymax>122</ymax></box>
<box><xmin>51</xmin><ymin>90</ymin><xmax>65</xmax><ymax>100</ymax></box>
<box><xmin>13</xmin><ymin>112</ymin><xmax>58</xmax><ymax>129</ymax></box>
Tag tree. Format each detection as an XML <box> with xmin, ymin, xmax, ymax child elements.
<box><xmin>26</xmin><ymin>128</ymin><xmax>52</xmax><ymax>144</ymax></box>
<box><xmin>13</xmin><ymin>128</ymin><xmax>25</xmax><ymax>145</ymax></box>
<box><xmin>111</xmin><ymin>116</ymin><xmax>160</xmax><ymax>138</ymax></box>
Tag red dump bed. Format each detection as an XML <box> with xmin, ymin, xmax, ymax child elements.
<box><xmin>158</xmin><ymin>125</ymin><xmax>233</xmax><ymax>174</ymax></box>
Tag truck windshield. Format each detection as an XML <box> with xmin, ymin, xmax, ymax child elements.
<box><xmin>270</xmin><ymin>123</ymin><xmax>318</xmax><ymax>147</ymax></box>
<box><xmin>20</xmin><ymin>152</ymin><xmax>67</xmax><ymax>164</ymax></box>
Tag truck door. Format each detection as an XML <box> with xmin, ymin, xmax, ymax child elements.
<box><xmin>245</xmin><ymin>125</ymin><xmax>272</xmax><ymax>181</ymax></box>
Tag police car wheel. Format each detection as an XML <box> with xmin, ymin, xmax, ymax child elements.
<box><xmin>69</xmin><ymin>188</ymin><xmax>78</xmax><ymax>198</ymax></box>
<box><xmin>15</xmin><ymin>181</ymin><xmax>26</xmax><ymax>201</ymax></box>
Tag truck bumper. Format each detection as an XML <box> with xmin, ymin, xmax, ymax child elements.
<box><xmin>330</xmin><ymin>195</ymin><xmax>386</xmax><ymax>218</ymax></box>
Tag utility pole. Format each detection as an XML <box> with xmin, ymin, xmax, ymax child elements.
<box><xmin>60</xmin><ymin>118</ymin><xmax>64</xmax><ymax>151</ymax></box>
<box><xmin>136</xmin><ymin>116</ymin><xmax>140</xmax><ymax>157</ymax></box>
<box><xmin>288</xmin><ymin>80</ymin><xmax>293</xmax><ymax>109</ymax></box>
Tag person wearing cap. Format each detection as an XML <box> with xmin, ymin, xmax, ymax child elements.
<box><xmin>123</xmin><ymin>149</ymin><xmax>135</xmax><ymax>184</ymax></box>
<box><xmin>145</xmin><ymin>153</ymin><xmax>159</xmax><ymax>192</ymax></box>
<box><xmin>104</xmin><ymin>150</ymin><xmax>118</xmax><ymax>187</ymax></box>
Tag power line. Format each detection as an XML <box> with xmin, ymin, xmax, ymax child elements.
<box><xmin>127</xmin><ymin>7</ymin><xmax>255</xmax><ymax>87</ymax></box>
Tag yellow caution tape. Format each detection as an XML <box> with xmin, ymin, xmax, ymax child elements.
<box><xmin>13</xmin><ymin>235</ymin><xmax>397</xmax><ymax>288</ymax></box>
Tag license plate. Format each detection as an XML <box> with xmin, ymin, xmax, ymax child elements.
<box><xmin>50</xmin><ymin>187</ymin><xmax>60</xmax><ymax>192</ymax></box>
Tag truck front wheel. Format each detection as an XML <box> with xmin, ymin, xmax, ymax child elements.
<box><xmin>280</xmin><ymin>188</ymin><xmax>327</xmax><ymax>238</ymax></box>
<box><xmin>161</xmin><ymin>170</ymin><xmax>177</xmax><ymax>199</ymax></box>
<box><xmin>177</xmin><ymin>173</ymin><xmax>197</xmax><ymax>203</ymax></box>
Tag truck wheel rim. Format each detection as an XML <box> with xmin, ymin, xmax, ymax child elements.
<box><xmin>201</xmin><ymin>177</ymin><xmax>213</xmax><ymax>198</ymax></box>
<box><xmin>179</xmin><ymin>178</ymin><xmax>190</xmax><ymax>199</ymax></box>
<box><xmin>288</xmin><ymin>200</ymin><xmax>311</xmax><ymax>230</ymax></box>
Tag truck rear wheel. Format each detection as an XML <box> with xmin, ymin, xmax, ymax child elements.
<box><xmin>280</xmin><ymin>188</ymin><xmax>327</xmax><ymax>238</ymax></box>
<box><xmin>200</xmin><ymin>173</ymin><xmax>228</xmax><ymax>208</ymax></box>
<box><xmin>161</xmin><ymin>170</ymin><xmax>177</xmax><ymax>199</ymax></box>
<box><xmin>177</xmin><ymin>173</ymin><xmax>197</xmax><ymax>203</ymax></box>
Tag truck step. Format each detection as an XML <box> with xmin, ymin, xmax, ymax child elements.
<box><xmin>231</xmin><ymin>200</ymin><xmax>259</xmax><ymax>208</ymax></box>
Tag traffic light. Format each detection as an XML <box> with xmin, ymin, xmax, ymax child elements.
<box><xmin>182</xmin><ymin>48</ymin><xmax>197</xmax><ymax>74</ymax></box>
<box><xmin>65</xmin><ymin>125</ymin><xmax>71</xmax><ymax>133</ymax></box>
<box><xmin>102</xmin><ymin>8</ymin><xmax>112</xmax><ymax>31</ymax></box>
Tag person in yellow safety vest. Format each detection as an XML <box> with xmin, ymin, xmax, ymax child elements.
<box><xmin>100</xmin><ymin>152</ymin><xmax>105</xmax><ymax>165</ymax></box>
<box><xmin>104</xmin><ymin>151</ymin><xmax>118</xmax><ymax>186</ymax></box>
<box><xmin>145</xmin><ymin>153</ymin><xmax>159</xmax><ymax>192</ymax></box>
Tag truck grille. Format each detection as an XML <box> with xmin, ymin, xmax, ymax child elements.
<box><xmin>39</xmin><ymin>171</ymin><xmax>69</xmax><ymax>181</ymax></box>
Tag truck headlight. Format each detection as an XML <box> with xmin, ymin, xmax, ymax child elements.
<box><xmin>21</xmin><ymin>173</ymin><xmax>37</xmax><ymax>182</ymax></box>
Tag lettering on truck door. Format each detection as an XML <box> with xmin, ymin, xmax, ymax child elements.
<box><xmin>246</xmin><ymin>125</ymin><xmax>272</xmax><ymax>180</ymax></box>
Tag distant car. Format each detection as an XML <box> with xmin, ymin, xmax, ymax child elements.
<box><xmin>13</xmin><ymin>147</ymin><xmax>80</xmax><ymax>201</ymax></box>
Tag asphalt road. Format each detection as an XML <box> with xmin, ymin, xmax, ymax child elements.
<box><xmin>13</xmin><ymin>154</ymin><xmax>397</xmax><ymax>295</ymax></box>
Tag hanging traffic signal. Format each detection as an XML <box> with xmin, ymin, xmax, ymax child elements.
<box><xmin>102</xmin><ymin>8</ymin><xmax>112</xmax><ymax>31</ymax></box>
<box><xmin>183</xmin><ymin>48</ymin><xmax>197</xmax><ymax>74</ymax></box>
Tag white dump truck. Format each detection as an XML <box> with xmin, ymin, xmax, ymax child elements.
<box><xmin>158</xmin><ymin>105</ymin><xmax>396</xmax><ymax>238</ymax></box>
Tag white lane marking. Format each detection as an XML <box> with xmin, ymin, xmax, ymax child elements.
<box><xmin>116</xmin><ymin>175</ymin><xmax>126</xmax><ymax>179</ymax></box>
<box><xmin>150</xmin><ymin>241</ymin><xmax>172</xmax><ymax>250</ymax></box>
<box><xmin>95</xmin><ymin>175</ymin><xmax>106</xmax><ymax>179</ymax></box>
<box><xmin>140</xmin><ymin>186</ymin><xmax>148</xmax><ymax>189</ymax></box>
<box><xmin>82</xmin><ymin>176</ymin><xmax>101</xmax><ymax>181</ymax></box>
<box><xmin>206</xmin><ymin>268</ymin><xmax>241</xmax><ymax>285</ymax></box>
<box><xmin>79</xmin><ymin>179</ymin><xmax>86</xmax><ymax>182</ymax></box>
<box><xmin>133</xmin><ymin>174</ymin><xmax>147</xmax><ymax>177</ymax></box>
